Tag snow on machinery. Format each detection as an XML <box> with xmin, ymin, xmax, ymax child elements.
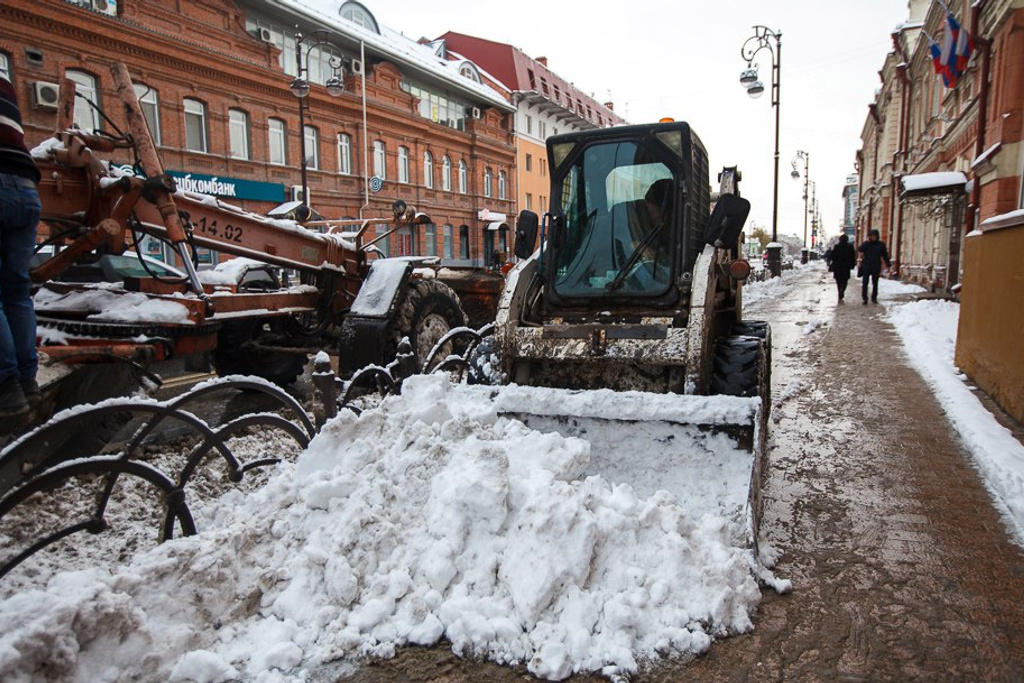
<box><xmin>476</xmin><ymin>121</ymin><xmax>773</xmax><ymax>552</ymax></box>
<box><xmin>29</xmin><ymin>62</ymin><xmax>473</xmax><ymax>393</ymax></box>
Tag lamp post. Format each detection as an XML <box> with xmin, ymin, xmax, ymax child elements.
<box><xmin>791</xmin><ymin>150</ymin><xmax>809</xmax><ymax>263</ymax></box>
<box><xmin>290</xmin><ymin>29</ymin><xmax>346</xmax><ymax>209</ymax></box>
<box><xmin>740</xmin><ymin>25</ymin><xmax>782</xmax><ymax>277</ymax></box>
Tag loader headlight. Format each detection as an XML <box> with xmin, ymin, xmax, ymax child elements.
<box><xmin>729</xmin><ymin>259</ymin><xmax>752</xmax><ymax>282</ymax></box>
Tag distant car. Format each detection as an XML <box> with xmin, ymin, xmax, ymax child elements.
<box><xmin>30</xmin><ymin>249</ymin><xmax>187</xmax><ymax>283</ymax></box>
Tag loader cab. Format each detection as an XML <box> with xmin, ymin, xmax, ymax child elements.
<box><xmin>538</xmin><ymin>121</ymin><xmax>710</xmax><ymax>311</ymax></box>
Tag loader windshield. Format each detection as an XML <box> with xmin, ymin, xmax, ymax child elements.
<box><xmin>551</xmin><ymin>141</ymin><xmax>675</xmax><ymax>299</ymax></box>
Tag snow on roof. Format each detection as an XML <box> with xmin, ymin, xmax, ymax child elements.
<box><xmin>972</xmin><ymin>142</ymin><xmax>1001</xmax><ymax>169</ymax></box>
<box><xmin>278</xmin><ymin>0</ymin><xmax>514</xmax><ymax>111</ymax></box>
<box><xmin>901</xmin><ymin>171</ymin><xmax>967</xmax><ymax>194</ymax></box>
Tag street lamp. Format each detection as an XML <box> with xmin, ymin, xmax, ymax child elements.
<box><xmin>291</xmin><ymin>29</ymin><xmax>347</xmax><ymax>209</ymax></box>
<box><xmin>791</xmin><ymin>150</ymin><xmax>810</xmax><ymax>262</ymax></box>
<box><xmin>740</xmin><ymin>25</ymin><xmax>782</xmax><ymax>277</ymax></box>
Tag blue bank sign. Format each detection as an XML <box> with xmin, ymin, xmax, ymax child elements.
<box><xmin>167</xmin><ymin>171</ymin><xmax>285</xmax><ymax>202</ymax></box>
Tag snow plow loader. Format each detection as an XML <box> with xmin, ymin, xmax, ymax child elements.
<box><xmin>481</xmin><ymin>121</ymin><xmax>771</xmax><ymax>551</ymax></box>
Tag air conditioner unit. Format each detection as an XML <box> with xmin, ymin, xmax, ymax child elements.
<box><xmin>91</xmin><ymin>0</ymin><xmax>117</xmax><ymax>17</ymax></box>
<box><xmin>471</xmin><ymin>107</ymin><xmax>482</xmax><ymax>119</ymax></box>
<box><xmin>290</xmin><ymin>185</ymin><xmax>307</xmax><ymax>203</ymax></box>
<box><xmin>257</xmin><ymin>28</ymin><xmax>274</xmax><ymax>43</ymax></box>
<box><xmin>350</xmin><ymin>59</ymin><xmax>364</xmax><ymax>76</ymax></box>
<box><xmin>33</xmin><ymin>81</ymin><xmax>60</xmax><ymax>109</ymax></box>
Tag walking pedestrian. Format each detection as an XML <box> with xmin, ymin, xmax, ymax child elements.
<box><xmin>857</xmin><ymin>228</ymin><xmax>891</xmax><ymax>305</ymax></box>
<box><xmin>0</xmin><ymin>73</ymin><xmax>42</xmax><ymax>416</ymax></box>
<box><xmin>829</xmin><ymin>234</ymin><xmax>856</xmax><ymax>302</ymax></box>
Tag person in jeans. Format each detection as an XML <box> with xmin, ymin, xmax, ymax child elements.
<box><xmin>857</xmin><ymin>228</ymin><xmax>891</xmax><ymax>305</ymax></box>
<box><xmin>0</xmin><ymin>73</ymin><xmax>42</xmax><ymax>416</ymax></box>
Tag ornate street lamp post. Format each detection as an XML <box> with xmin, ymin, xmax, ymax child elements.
<box><xmin>791</xmin><ymin>149</ymin><xmax>809</xmax><ymax>263</ymax></box>
<box><xmin>290</xmin><ymin>29</ymin><xmax>346</xmax><ymax>210</ymax></box>
<box><xmin>740</xmin><ymin>26</ymin><xmax>782</xmax><ymax>277</ymax></box>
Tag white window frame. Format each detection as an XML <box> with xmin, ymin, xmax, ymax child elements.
<box><xmin>133</xmin><ymin>84</ymin><xmax>161</xmax><ymax>145</ymax></box>
<box><xmin>442</xmin><ymin>155</ymin><xmax>452</xmax><ymax>192</ymax></box>
<box><xmin>67</xmin><ymin>70</ymin><xmax>101</xmax><ymax>133</ymax></box>
<box><xmin>373</xmin><ymin>140</ymin><xmax>386</xmax><ymax>179</ymax></box>
<box><xmin>484</xmin><ymin>167</ymin><xmax>492</xmax><ymax>198</ymax></box>
<box><xmin>398</xmin><ymin>146</ymin><xmax>409</xmax><ymax>183</ymax></box>
<box><xmin>303</xmin><ymin>125</ymin><xmax>320</xmax><ymax>170</ymax></box>
<box><xmin>228</xmin><ymin>109</ymin><xmax>250</xmax><ymax>160</ymax></box>
<box><xmin>183</xmin><ymin>98</ymin><xmax>207</xmax><ymax>153</ymax></box>
<box><xmin>498</xmin><ymin>170</ymin><xmax>507</xmax><ymax>200</ymax></box>
<box><xmin>268</xmin><ymin>118</ymin><xmax>287</xmax><ymax>166</ymax></box>
<box><xmin>337</xmin><ymin>133</ymin><xmax>352</xmax><ymax>174</ymax></box>
<box><xmin>459</xmin><ymin>160</ymin><xmax>468</xmax><ymax>194</ymax></box>
<box><xmin>423</xmin><ymin>150</ymin><xmax>433</xmax><ymax>189</ymax></box>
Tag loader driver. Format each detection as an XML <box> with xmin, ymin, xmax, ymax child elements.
<box><xmin>607</xmin><ymin>177</ymin><xmax>673</xmax><ymax>292</ymax></box>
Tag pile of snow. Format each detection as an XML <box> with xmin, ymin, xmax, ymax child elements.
<box><xmin>0</xmin><ymin>375</ymin><xmax>776</xmax><ymax>682</ymax></box>
<box><xmin>888</xmin><ymin>299</ymin><xmax>1024</xmax><ymax>544</ymax></box>
<box><xmin>34</xmin><ymin>283</ymin><xmax>194</xmax><ymax>325</ymax></box>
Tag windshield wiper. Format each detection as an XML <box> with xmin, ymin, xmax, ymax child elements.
<box><xmin>605</xmin><ymin>222</ymin><xmax>664</xmax><ymax>290</ymax></box>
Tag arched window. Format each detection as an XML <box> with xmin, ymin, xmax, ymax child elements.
<box><xmin>373</xmin><ymin>140</ymin><xmax>386</xmax><ymax>178</ymax></box>
<box><xmin>67</xmin><ymin>70</ymin><xmax>100</xmax><ymax>133</ymax></box>
<box><xmin>268</xmin><ymin>118</ymin><xmax>286</xmax><ymax>165</ymax></box>
<box><xmin>133</xmin><ymin>84</ymin><xmax>161</xmax><ymax>145</ymax></box>
<box><xmin>183</xmin><ymin>98</ymin><xmax>207</xmax><ymax>152</ymax></box>
<box><xmin>303</xmin><ymin>125</ymin><xmax>320</xmax><ymax>169</ymax></box>
<box><xmin>229</xmin><ymin>109</ymin><xmax>250</xmax><ymax>160</ymax></box>
<box><xmin>398</xmin><ymin>146</ymin><xmax>409</xmax><ymax>183</ymax></box>
<box><xmin>484</xmin><ymin>167</ymin><xmax>492</xmax><ymax>198</ymax></box>
<box><xmin>458</xmin><ymin>61</ymin><xmax>482</xmax><ymax>83</ymax></box>
<box><xmin>442</xmin><ymin>155</ymin><xmax>452</xmax><ymax>192</ymax></box>
<box><xmin>337</xmin><ymin>133</ymin><xmax>352</xmax><ymax>174</ymax></box>
<box><xmin>459</xmin><ymin>160</ymin><xmax>467</xmax><ymax>194</ymax></box>
<box><xmin>339</xmin><ymin>1</ymin><xmax>380</xmax><ymax>33</ymax></box>
<box><xmin>423</xmin><ymin>150</ymin><xmax>434</xmax><ymax>189</ymax></box>
<box><xmin>498</xmin><ymin>170</ymin><xmax>507</xmax><ymax>199</ymax></box>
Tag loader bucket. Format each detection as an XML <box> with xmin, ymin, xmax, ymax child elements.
<box><xmin>459</xmin><ymin>384</ymin><xmax>768</xmax><ymax>553</ymax></box>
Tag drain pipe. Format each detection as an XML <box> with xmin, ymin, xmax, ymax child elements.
<box><xmin>359</xmin><ymin>40</ymin><xmax>370</xmax><ymax>218</ymax></box>
<box><xmin>967</xmin><ymin>0</ymin><xmax>990</xmax><ymax>237</ymax></box>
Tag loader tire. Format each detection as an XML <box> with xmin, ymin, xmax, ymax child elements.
<box><xmin>211</xmin><ymin>318</ymin><xmax>307</xmax><ymax>387</ymax></box>
<box><xmin>388</xmin><ymin>279</ymin><xmax>467</xmax><ymax>369</ymax></box>
<box><xmin>732</xmin><ymin>320</ymin><xmax>772</xmax><ymax>396</ymax></box>
<box><xmin>709</xmin><ymin>335</ymin><xmax>763</xmax><ymax>397</ymax></box>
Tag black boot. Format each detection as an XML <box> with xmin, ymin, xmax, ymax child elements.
<box><xmin>0</xmin><ymin>377</ymin><xmax>29</xmax><ymax>417</ymax></box>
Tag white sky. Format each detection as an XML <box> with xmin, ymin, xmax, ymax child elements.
<box><xmin>370</xmin><ymin>0</ymin><xmax>911</xmax><ymax>244</ymax></box>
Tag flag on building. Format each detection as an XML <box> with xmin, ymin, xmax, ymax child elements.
<box><xmin>953</xmin><ymin>14</ymin><xmax>974</xmax><ymax>74</ymax></box>
<box><xmin>941</xmin><ymin>14</ymin><xmax>958</xmax><ymax>85</ymax></box>
<box><xmin>929</xmin><ymin>40</ymin><xmax>951</xmax><ymax>88</ymax></box>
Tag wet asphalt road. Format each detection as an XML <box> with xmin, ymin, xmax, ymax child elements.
<box><xmin>333</xmin><ymin>265</ymin><xmax>1024</xmax><ymax>682</ymax></box>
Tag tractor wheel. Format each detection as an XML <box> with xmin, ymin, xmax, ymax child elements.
<box><xmin>732</xmin><ymin>319</ymin><xmax>772</xmax><ymax>397</ymax></box>
<box><xmin>211</xmin><ymin>318</ymin><xmax>308</xmax><ymax>387</ymax></box>
<box><xmin>387</xmin><ymin>279</ymin><xmax>467</xmax><ymax>369</ymax></box>
<box><xmin>709</xmin><ymin>335</ymin><xmax>763</xmax><ymax>397</ymax></box>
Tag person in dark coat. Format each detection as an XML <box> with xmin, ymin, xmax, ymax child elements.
<box><xmin>857</xmin><ymin>228</ymin><xmax>891</xmax><ymax>304</ymax></box>
<box><xmin>829</xmin><ymin>234</ymin><xmax>857</xmax><ymax>301</ymax></box>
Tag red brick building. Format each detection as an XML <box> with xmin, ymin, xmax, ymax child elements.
<box><xmin>0</xmin><ymin>0</ymin><xmax>517</xmax><ymax>266</ymax></box>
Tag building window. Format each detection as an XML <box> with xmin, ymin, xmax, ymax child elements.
<box><xmin>303</xmin><ymin>126</ymin><xmax>320</xmax><ymax>169</ymax></box>
<box><xmin>525</xmin><ymin>193</ymin><xmax>533</xmax><ymax>211</ymax></box>
<box><xmin>228</xmin><ymin>109</ymin><xmax>250</xmax><ymax>160</ymax></box>
<box><xmin>498</xmin><ymin>171</ymin><xmax>507</xmax><ymax>200</ymax></box>
<box><xmin>423</xmin><ymin>150</ymin><xmax>433</xmax><ymax>189</ymax></box>
<box><xmin>67</xmin><ymin>70</ymin><xmax>101</xmax><ymax>133</ymax></box>
<box><xmin>459</xmin><ymin>225</ymin><xmax>470</xmax><ymax>259</ymax></box>
<box><xmin>484</xmin><ymin>167</ymin><xmax>492</xmax><ymax>198</ymax></box>
<box><xmin>426</xmin><ymin>224</ymin><xmax>437</xmax><ymax>256</ymax></box>
<box><xmin>398</xmin><ymin>146</ymin><xmax>409</xmax><ymax>183</ymax></box>
<box><xmin>375</xmin><ymin>223</ymin><xmax>390</xmax><ymax>256</ymax></box>
<box><xmin>183</xmin><ymin>98</ymin><xmax>207</xmax><ymax>152</ymax></box>
<box><xmin>373</xmin><ymin>140</ymin><xmax>386</xmax><ymax>179</ymax></box>
<box><xmin>407</xmin><ymin>82</ymin><xmax>469</xmax><ymax>131</ymax></box>
<box><xmin>443</xmin><ymin>224</ymin><xmax>454</xmax><ymax>258</ymax></box>
<box><xmin>0</xmin><ymin>53</ymin><xmax>9</xmax><ymax>80</ymax></box>
<box><xmin>459</xmin><ymin>160</ymin><xmax>467</xmax><ymax>194</ymax></box>
<box><xmin>539</xmin><ymin>121</ymin><xmax>546</xmax><ymax>139</ymax></box>
<box><xmin>133</xmin><ymin>84</ymin><xmax>161</xmax><ymax>145</ymax></box>
<box><xmin>525</xmin><ymin>154</ymin><xmax>532</xmax><ymax>173</ymax></box>
<box><xmin>339</xmin><ymin>1</ymin><xmax>380</xmax><ymax>33</ymax></box>
<box><xmin>337</xmin><ymin>133</ymin><xmax>352</xmax><ymax>174</ymax></box>
<box><xmin>525</xmin><ymin>114</ymin><xmax>533</xmax><ymax>136</ymax></box>
<box><xmin>442</xmin><ymin>155</ymin><xmax>452</xmax><ymax>192</ymax></box>
<box><xmin>268</xmin><ymin>118</ymin><xmax>286</xmax><ymax>165</ymax></box>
